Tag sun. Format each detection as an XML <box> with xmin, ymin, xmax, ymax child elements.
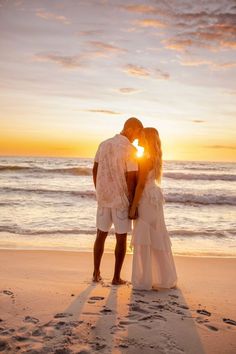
<box><xmin>133</xmin><ymin>139</ymin><xmax>144</xmax><ymax>158</ymax></box>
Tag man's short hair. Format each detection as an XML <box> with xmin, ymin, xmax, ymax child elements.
<box><xmin>123</xmin><ymin>117</ymin><xmax>143</xmax><ymax>130</ymax></box>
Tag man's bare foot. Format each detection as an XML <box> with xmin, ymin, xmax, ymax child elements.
<box><xmin>112</xmin><ymin>278</ymin><xmax>127</xmax><ymax>285</ymax></box>
<box><xmin>92</xmin><ymin>272</ymin><xmax>102</xmax><ymax>282</ymax></box>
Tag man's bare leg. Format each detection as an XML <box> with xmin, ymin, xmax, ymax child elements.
<box><xmin>93</xmin><ymin>229</ymin><xmax>108</xmax><ymax>282</ymax></box>
<box><xmin>112</xmin><ymin>233</ymin><xmax>127</xmax><ymax>285</ymax></box>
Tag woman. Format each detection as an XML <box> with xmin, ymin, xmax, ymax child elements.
<box><xmin>129</xmin><ymin>127</ymin><xmax>177</xmax><ymax>290</ymax></box>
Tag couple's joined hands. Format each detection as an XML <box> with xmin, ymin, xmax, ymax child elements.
<box><xmin>129</xmin><ymin>205</ymin><xmax>138</xmax><ymax>220</ymax></box>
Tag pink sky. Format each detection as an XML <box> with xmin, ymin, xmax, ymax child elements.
<box><xmin>0</xmin><ymin>0</ymin><xmax>236</xmax><ymax>161</ymax></box>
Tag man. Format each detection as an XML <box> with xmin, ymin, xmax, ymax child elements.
<box><xmin>92</xmin><ymin>117</ymin><xmax>143</xmax><ymax>284</ymax></box>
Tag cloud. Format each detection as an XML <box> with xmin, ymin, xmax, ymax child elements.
<box><xmin>155</xmin><ymin>68</ymin><xmax>170</xmax><ymax>80</ymax></box>
<box><xmin>123</xmin><ymin>64</ymin><xmax>170</xmax><ymax>80</ymax></box>
<box><xmin>36</xmin><ymin>9</ymin><xmax>70</xmax><ymax>24</ymax></box>
<box><xmin>136</xmin><ymin>19</ymin><xmax>166</xmax><ymax>28</ymax></box>
<box><xmin>205</xmin><ymin>145</ymin><xmax>236</xmax><ymax>150</ymax></box>
<box><xmin>123</xmin><ymin>64</ymin><xmax>150</xmax><ymax>77</ymax></box>
<box><xmin>120</xmin><ymin>5</ymin><xmax>159</xmax><ymax>15</ymax></box>
<box><xmin>33</xmin><ymin>41</ymin><xmax>126</xmax><ymax>71</ymax></box>
<box><xmin>163</xmin><ymin>38</ymin><xmax>201</xmax><ymax>52</ymax></box>
<box><xmin>213</xmin><ymin>62</ymin><xmax>236</xmax><ymax>69</ymax></box>
<box><xmin>118</xmin><ymin>88</ymin><xmax>142</xmax><ymax>94</ymax></box>
<box><xmin>88</xmin><ymin>41</ymin><xmax>126</xmax><ymax>56</ymax></box>
<box><xmin>33</xmin><ymin>52</ymin><xmax>83</xmax><ymax>69</ymax></box>
<box><xmin>179</xmin><ymin>56</ymin><xmax>236</xmax><ymax>70</ymax></box>
<box><xmin>192</xmin><ymin>120</ymin><xmax>205</xmax><ymax>123</ymax></box>
<box><xmin>121</xmin><ymin>2</ymin><xmax>236</xmax><ymax>53</ymax></box>
<box><xmin>179</xmin><ymin>57</ymin><xmax>211</xmax><ymax>66</ymax></box>
<box><xmin>77</xmin><ymin>30</ymin><xmax>103</xmax><ymax>37</ymax></box>
<box><xmin>85</xmin><ymin>109</ymin><xmax>121</xmax><ymax>115</ymax></box>
<box><xmin>164</xmin><ymin>17</ymin><xmax>236</xmax><ymax>52</ymax></box>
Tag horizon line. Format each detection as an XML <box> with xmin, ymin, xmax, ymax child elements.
<box><xmin>0</xmin><ymin>154</ymin><xmax>235</xmax><ymax>164</ymax></box>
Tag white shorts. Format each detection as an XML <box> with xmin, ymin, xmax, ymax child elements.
<box><xmin>96</xmin><ymin>206</ymin><xmax>131</xmax><ymax>234</ymax></box>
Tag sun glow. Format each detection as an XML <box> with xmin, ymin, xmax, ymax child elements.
<box><xmin>133</xmin><ymin>139</ymin><xmax>144</xmax><ymax>158</ymax></box>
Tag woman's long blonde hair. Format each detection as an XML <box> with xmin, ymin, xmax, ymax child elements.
<box><xmin>143</xmin><ymin>127</ymin><xmax>162</xmax><ymax>183</ymax></box>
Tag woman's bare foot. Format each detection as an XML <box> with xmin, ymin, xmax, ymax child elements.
<box><xmin>112</xmin><ymin>278</ymin><xmax>127</xmax><ymax>285</ymax></box>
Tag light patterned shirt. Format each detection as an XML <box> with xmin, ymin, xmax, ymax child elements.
<box><xmin>94</xmin><ymin>134</ymin><xmax>138</xmax><ymax>208</ymax></box>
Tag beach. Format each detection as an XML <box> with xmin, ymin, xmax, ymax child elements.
<box><xmin>1</xmin><ymin>157</ymin><xmax>236</xmax><ymax>353</ymax></box>
<box><xmin>1</xmin><ymin>250</ymin><xmax>236</xmax><ymax>353</ymax></box>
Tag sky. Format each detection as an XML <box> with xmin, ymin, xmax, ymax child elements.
<box><xmin>0</xmin><ymin>0</ymin><xmax>236</xmax><ymax>161</ymax></box>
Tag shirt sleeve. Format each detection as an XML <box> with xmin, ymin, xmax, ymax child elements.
<box><xmin>126</xmin><ymin>146</ymin><xmax>138</xmax><ymax>172</ymax></box>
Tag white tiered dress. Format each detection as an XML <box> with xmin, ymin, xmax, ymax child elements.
<box><xmin>131</xmin><ymin>170</ymin><xmax>177</xmax><ymax>290</ymax></box>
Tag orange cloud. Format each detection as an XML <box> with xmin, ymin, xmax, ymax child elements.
<box><xmin>36</xmin><ymin>9</ymin><xmax>70</xmax><ymax>25</ymax></box>
<box><xmin>77</xmin><ymin>30</ymin><xmax>103</xmax><ymax>37</ymax></box>
<box><xmin>163</xmin><ymin>39</ymin><xmax>196</xmax><ymax>52</ymax></box>
<box><xmin>85</xmin><ymin>109</ymin><xmax>121</xmax><ymax>115</ymax></box>
<box><xmin>120</xmin><ymin>5</ymin><xmax>159</xmax><ymax>14</ymax></box>
<box><xmin>123</xmin><ymin>64</ymin><xmax>150</xmax><ymax>77</ymax></box>
<box><xmin>205</xmin><ymin>145</ymin><xmax>236</xmax><ymax>150</ymax></box>
<box><xmin>88</xmin><ymin>41</ymin><xmax>126</xmax><ymax>56</ymax></box>
<box><xmin>118</xmin><ymin>88</ymin><xmax>142</xmax><ymax>94</ymax></box>
<box><xmin>33</xmin><ymin>52</ymin><xmax>83</xmax><ymax>69</ymax></box>
<box><xmin>179</xmin><ymin>56</ymin><xmax>236</xmax><ymax>70</ymax></box>
<box><xmin>123</xmin><ymin>64</ymin><xmax>170</xmax><ymax>80</ymax></box>
<box><xmin>136</xmin><ymin>19</ymin><xmax>166</xmax><ymax>28</ymax></box>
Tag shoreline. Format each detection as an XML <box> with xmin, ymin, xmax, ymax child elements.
<box><xmin>0</xmin><ymin>249</ymin><xmax>236</xmax><ymax>353</ymax></box>
<box><xmin>0</xmin><ymin>246</ymin><xmax>236</xmax><ymax>259</ymax></box>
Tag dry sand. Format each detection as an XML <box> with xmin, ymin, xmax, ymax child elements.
<box><xmin>0</xmin><ymin>250</ymin><xmax>236</xmax><ymax>353</ymax></box>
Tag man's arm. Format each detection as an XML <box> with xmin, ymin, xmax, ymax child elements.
<box><xmin>93</xmin><ymin>162</ymin><xmax>98</xmax><ymax>188</ymax></box>
<box><xmin>126</xmin><ymin>170</ymin><xmax>138</xmax><ymax>218</ymax></box>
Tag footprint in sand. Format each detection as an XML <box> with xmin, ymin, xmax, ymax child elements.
<box><xmin>119</xmin><ymin>319</ymin><xmax>137</xmax><ymax>326</ymax></box>
<box><xmin>23</xmin><ymin>316</ymin><xmax>39</xmax><ymax>324</ymax></box>
<box><xmin>89</xmin><ymin>296</ymin><xmax>105</xmax><ymax>301</ymax></box>
<box><xmin>125</xmin><ymin>313</ymin><xmax>139</xmax><ymax>320</ymax></box>
<box><xmin>0</xmin><ymin>340</ymin><xmax>10</xmax><ymax>352</ymax></box>
<box><xmin>195</xmin><ymin>316</ymin><xmax>209</xmax><ymax>324</ymax></box>
<box><xmin>13</xmin><ymin>335</ymin><xmax>29</xmax><ymax>342</ymax></box>
<box><xmin>32</xmin><ymin>328</ymin><xmax>44</xmax><ymax>337</ymax></box>
<box><xmin>54</xmin><ymin>312</ymin><xmax>73</xmax><ymax>318</ymax></box>
<box><xmin>54</xmin><ymin>320</ymin><xmax>81</xmax><ymax>330</ymax></box>
<box><xmin>54</xmin><ymin>347</ymin><xmax>73</xmax><ymax>354</ymax></box>
<box><xmin>135</xmin><ymin>299</ymin><xmax>148</xmax><ymax>304</ymax></box>
<box><xmin>2</xmin><ymin>290</ymin><xmax>14</xmax><ymax>296</ymax></box>
<box><xmin>132</xmin><ymin>291</ymin><xmax>145</xmax><ymax>297</ymax></box>
<box><xmin>100</xmin><ymin>307</ymin><xmax>113</xmax><ymax>314</ymax></box>
<box><xmin>223</xmin><ymin>318</ymin><xmax>236</xmax><ymax>326</ymax></box>
<box><xmin>204</xmin><ymin>324</ymin><xmax>219</xmax><ymax>331</ymax></box>
<box><xmin>0</xmin><ymin>328</ymin><xmax>15</xmax><ymax>335</ymax></box>
<box><xmin>178</xmin><ymin>304</ymin><xmax>189</xmax><ymax>310</ymax></box>
<box><xmin>139</xmin><ymin>315</ymin><xmax>153</xmax><ymax>321</ymax></box>
<box><xmin>153</xmin><ymin>314</ymin><xmax>167</xmax><ymax>321</ymax></box>
<box><xmin>196</xmin><ymin>309</ymin><xmax>211</xmax><ymax>317</ymax></box>
<box><xmin>129</xmin><ymin>304</ymin><xmax>149</xmax><ymax>314</ymax></box>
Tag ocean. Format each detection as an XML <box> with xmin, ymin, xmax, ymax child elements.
<box><xmin>0</xmin><ymin>156</ymin><xmax>236</xmax><ymax>257</ymax></box>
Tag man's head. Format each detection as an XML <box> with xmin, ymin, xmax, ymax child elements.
<box><xmin>121</xmin><ymin>117</ymin><xmax>143</xmax><ymax>142</ymax></box>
